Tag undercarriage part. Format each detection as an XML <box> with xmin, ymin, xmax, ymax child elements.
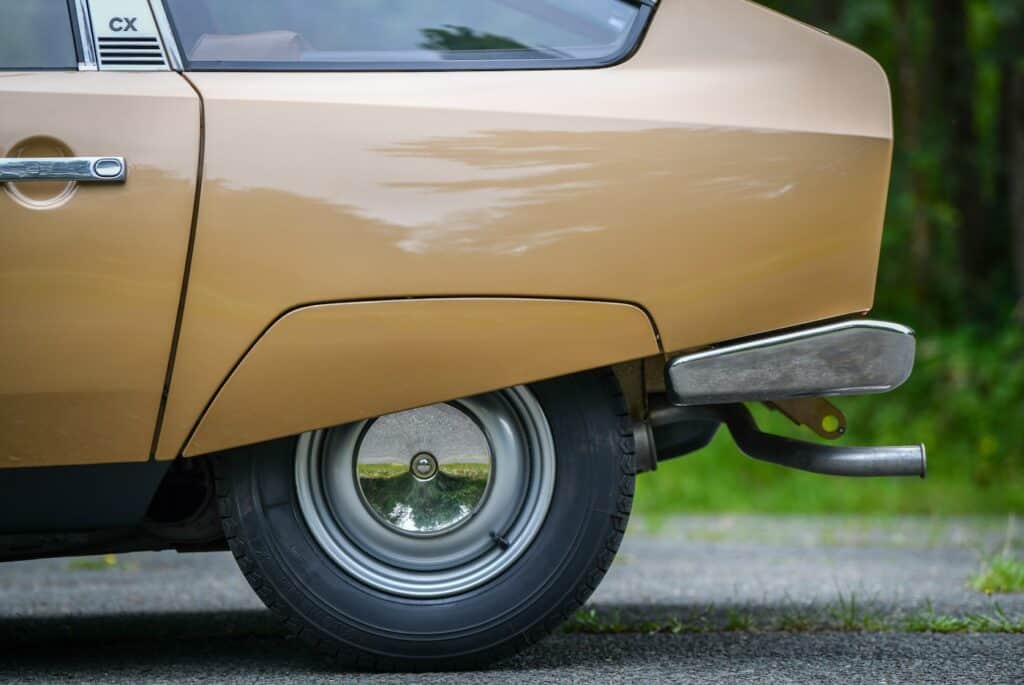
<box><xmin>0</xmin><ymin>457</ymin><xmax>226</xmax><ymax>562</ymax></box>
<box><xmin>634</xmin><ymin>392</ymin><xmax>721</xmax><ymax>473</ymax></box>
<box><xmin>0</xmin><ymin>461</ymin><xmax>170</xmax><ymax>534</ymax></box>
<box><xmin>633</xmin><ymin>420</ymin><xmax>658</xmax><ymax>473</ymax></box>
<box><xmin>767</xmin><ymin>397</ymin><xmax>847</xmax><ymax>440</ymax></box>
<box><xmin>0</xmin><ymin>529</ymin><xmax>228</xmax><ymax>563</ymax></box>
<box><xmin>142</xmin><ymin>458</ymin><xmax>224</xmax><ymax>546</ymax></box>
<box><xmin>647</xmin><ymin>398</ymin><xmax>925</xmax><ymax>479</ymax></box>
<box><xmin>618</xmin><ymin>357</ymin><xmax>685</xmax><ymax>473</ymax></box>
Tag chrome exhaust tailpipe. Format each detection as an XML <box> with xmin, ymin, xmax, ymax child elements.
<box><xmin>649</xmin><ymin>402</ymin><xmax>926</xmax><ymax>478</ymax></box>
<box><xmin>714</xmin><ymin>404</ymin><xmax>925</xmax><ymax>478</ymax></box>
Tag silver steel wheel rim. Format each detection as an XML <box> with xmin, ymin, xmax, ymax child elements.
<box><xmin>294</xmin><ymin>386</ymin><xmax>556</xmax><ymax>598</ymax></box>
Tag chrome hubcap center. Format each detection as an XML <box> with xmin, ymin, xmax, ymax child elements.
<box><xmin>411</xmin><ymin>453</ymin><xmax>439</xmax><ymax>481</ymax></box>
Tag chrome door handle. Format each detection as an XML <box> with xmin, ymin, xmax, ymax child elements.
<box><xmin>0</xmin><ymin>157</ymin><xmax>127</xmax><ymax>183</ymax></box>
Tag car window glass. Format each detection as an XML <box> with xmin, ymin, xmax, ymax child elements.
<box><xmin>0</xmin><ymin>0</ymin><xmax>77</xmax><ymax>70</ymax></box>
<box><xmin>163</xmin><ymin>0</ymin><xmax>643</xmax><ymax>68</ymax></box>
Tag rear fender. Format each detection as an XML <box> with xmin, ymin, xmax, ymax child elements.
<box><xmin>182</xmin><ymin>298</ymin><xmax>661</xmax><ymax>457</ymax></box>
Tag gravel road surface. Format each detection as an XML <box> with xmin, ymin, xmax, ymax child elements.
<box><xmin>1</xmin><ymin>515</ymin><xmax>1021</xmax><ymax>683</ymax></box>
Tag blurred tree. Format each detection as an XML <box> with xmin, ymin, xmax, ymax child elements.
<box><xmin>936</xmin><ymin>1</ymin><xmax>985</xmax><ymax>313</ymax></box>
<box><xmin>1012</xmin><ymin>67</ymin><xmax>1024</xmax><ymax>315</ymax></box>
<box><xmin>892</xmin><ymin>0</ymin><xmax>931</xmax><ymax>301</ymax></box>
<box><xmin>992</xmin><ymin>1</ymin><xmax>1024</xmax><ymax>315</ymax></box>
<box><xmin>420</xmin><ymin>25</ymin><xmax>528</xmax><ymax>51</ymax></box>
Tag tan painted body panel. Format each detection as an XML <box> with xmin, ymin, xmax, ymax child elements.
<box><xmin>156</xmin><ymin>0</ymin><xmax>892</xmax><ymax>460</ymax></box>
<box><xmin>184</xmin><ymin>298</ymin><xmax>660</xmax><ymax>456</ymax></box>
<box><xmin>0</xmin><ymin>72</ymin><xmax>199</xmax><ymax>467</ymax></box>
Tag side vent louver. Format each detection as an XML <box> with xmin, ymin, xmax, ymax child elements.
<box><xmin>88</xmin><ymin>0</ymin><xmax>170</xmax><ymax>71</ymax></box>
<box><xmin>97</xmin><ymin>36</ymin><xmax>167</xmax><ymax>68</ymax></box>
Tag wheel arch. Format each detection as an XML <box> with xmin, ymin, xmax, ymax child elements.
<box><xmin>177</xmin><ymin>297</ymin><xmax>661</xmax><ymax>458</ymax></box>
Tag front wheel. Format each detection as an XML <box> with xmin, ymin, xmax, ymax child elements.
<box><xmin>214</xmin><ymin>369</ymin><xmax>634</xmax><ymax>671</ymax></box>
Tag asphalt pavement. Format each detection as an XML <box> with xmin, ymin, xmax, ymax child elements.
<box><xmin>1</xmin><ymin>515</ymin><xmax>1021</xmax><ymax>683</ymax></box>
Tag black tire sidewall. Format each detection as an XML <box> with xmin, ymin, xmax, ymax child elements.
<box><xmin>220</xmin><ymin>370</ymin><xmax>632</xmax><ymax>664</ymax></box>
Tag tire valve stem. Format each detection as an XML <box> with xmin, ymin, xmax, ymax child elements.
<box><xmin>490</xmin><ymin>531</ymin><xmax>511</xmax><ymax>551</ymax></box>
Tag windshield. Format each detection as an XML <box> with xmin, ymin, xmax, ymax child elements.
<box><xmin>163</xmin><ymin>0</ymin><xmax>644</xmax><ymax>69</ymax></box>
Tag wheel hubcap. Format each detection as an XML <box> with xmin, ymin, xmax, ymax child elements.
<box><xmin>354</xmin><ymin>406</ymin><xmax>493</xmax><ymax>536</ymax></box>
<box><xmin>295</xmin><ymin>386</ymin><xmax>556</xmax><ymax>598</ymax></box>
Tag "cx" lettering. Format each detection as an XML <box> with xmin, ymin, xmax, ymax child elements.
<box><xmin>109</xmin><ymin>17</ymin><xmax>138</xmax><ymax>32</ymax></box>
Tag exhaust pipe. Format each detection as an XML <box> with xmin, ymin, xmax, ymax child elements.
<box><xmin>649</xmin><ymin>401</ymin><xmax>926</xmax><ymax>479</ymax></box>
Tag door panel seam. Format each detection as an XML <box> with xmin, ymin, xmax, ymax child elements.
<box><xmin>148</xmin><ymin>71</ymin><xmax>206</xmax><ymax>460</ymax></box>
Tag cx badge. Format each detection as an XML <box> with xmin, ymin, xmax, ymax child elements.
<box><xmin>108</xmin><ymin>17</ymin><xmax>139</xmax><ymax>32</ymax></box>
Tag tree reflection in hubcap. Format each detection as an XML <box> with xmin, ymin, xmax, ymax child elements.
<box><xmin>355</xmin><ymin>405</ymin><xmax>493</xmax><ymax>535</ymax></box>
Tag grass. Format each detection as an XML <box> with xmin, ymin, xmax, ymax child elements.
<box><xmin>565</xmin><ymin>607</ymin><xmax>712</xmax><ymax>635</ymax></box>
<box><xmin>563</xmin><ymin>598</ymin><xmax>1024</xmax><ymax>635</ymax></box>
<box><xmin>904</xmin><ymin>601</ymin><xmax>1024</xmax><ymax>633</ymax></box>
<box><xmin>635</xmin><ymin>329</ymin><xmax>1024</xmax><ymax>516</ymax></box>
<box><xmin>967</xmin><ymin>515</ymin><xmax>1024</xmax><ymax>594</ymax></box>
<box><xmin>66</xmin><ymin>554</ymin><xmax>125</xmax><ymax>572</ymax></box>
<box><xmin>356</xmin><ymin>462</ymin><xmax>490</xmax><ymax>480</ymax></box>
<box><xmin>971</xmin><ymin>556</ymin><xmax>1024</xmax><ymax>594</ymax></box>
<box><xmin>828</xmin><ymin>592</ymin><xmax>887</xmax><ymax>631</ymax></box>
<box><xmin>635</xmin><ymin>417</ymin><xmax>1023</xmax><ymax>516</ymax></box>
<box><xmin>774</xmin><ymin>606</ymin><xmax>815</xmax><ymax>632</ymax></box>
<box><xmin>723</xmin><ymin>608</ymin><xmax>755</xmax><ymax>632</ymax></box>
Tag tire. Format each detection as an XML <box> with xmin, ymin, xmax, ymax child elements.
<box><xmin>214</xmin><ymin>369</ymin><xmax>634</xmax><ymax>671</ymax></box>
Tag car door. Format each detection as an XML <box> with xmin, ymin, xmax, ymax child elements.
<box><xmin>0</xmin><ymin>0</ymin><xmax>200</xmax><ymax>467</ymax></box>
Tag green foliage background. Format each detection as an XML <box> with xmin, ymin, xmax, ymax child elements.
<box><xmin>637</xmin><ymin>0</ymin><xmax>1024</xmax><ymax>515</ymax></box>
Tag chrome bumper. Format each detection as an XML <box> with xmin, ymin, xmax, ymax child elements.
<box><xmin>666</xmin><ymin>320</ymin><xmax>916</xmax><ymax>406</ymax></box>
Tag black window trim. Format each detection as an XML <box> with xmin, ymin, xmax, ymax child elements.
<box><xmin>160</xmin><ymin>0</ymin><xmax>655</xmax><ymax>73</ymax></box>
<box><xmin>0</xmin><ymin>0</ymin><xmax>80</xmax><ymax>71</ymax></box>
<box><xmin>66</xmin><ymin>0</ymin><xmax>82</xmax><ymax>64</ymax></box>
<box><xmin>66</xmin><ymin>0</ymin><xmax>98</xmax><ymax>68</ymax></box>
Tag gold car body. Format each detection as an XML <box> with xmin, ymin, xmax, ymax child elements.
<box><xmin>1</xmin><ymin>0</ymin><xmax>892</xmax><ymax>468</ymax></box>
